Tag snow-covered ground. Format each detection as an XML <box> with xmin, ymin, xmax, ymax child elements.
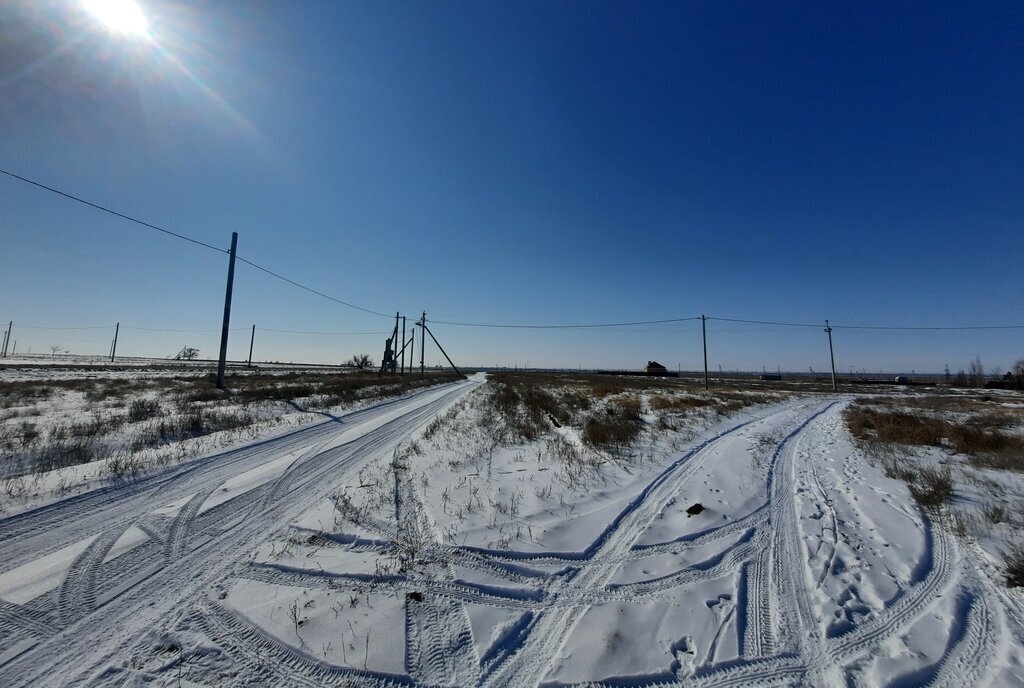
<box><xmin>0</xmin><ymin>373</ymin><xmax>1022</xmax><ymax>686</ymax></box>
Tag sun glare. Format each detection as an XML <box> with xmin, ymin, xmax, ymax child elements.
<box><xmin>83</xmin><ymin>0</ymin><xmax>149</xmax><ymax>37</ymax></box>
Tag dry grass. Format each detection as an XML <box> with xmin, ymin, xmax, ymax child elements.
<box><xmin>907</xmin><ymin>465</ymin><xmax>954</xmax><ymax>512</ymax></box>
<box><xmin>845</xmin><ymin>401</ymin><xmax>1024</xmax><ymax>471</ymax></box>
<box><xmin>0</xmin><ymin>369</ymin><xmax>456</xmax><ymax>480</ymax></box>
<box><xmin>581</xmin><ymin>396</ymin><xmax>643</xmax><ymax>451</ymax></box>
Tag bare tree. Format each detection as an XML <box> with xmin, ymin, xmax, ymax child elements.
<box><xmin>968</xmin><ymin>356</ymin><xmax>985</xmax><ymax>388</ymax></box>
<box><xmin>346</xmin><ymin>354</ymin><xmax>373</xmax><ymax>369</ymax></box>
<box><xmin>49</xmin><ymin>345</ymin><xmax>63</xmax><ymax>356</ymax></box>
<box><xmin>1014</xmin><ymin>359</ymin><xmax>1024</xmax><ymax>379</ymax></box>
<box><xmin>181</xmin><ymin>347</ymin><xmax>200</xmax><ymax>360</ymax></box>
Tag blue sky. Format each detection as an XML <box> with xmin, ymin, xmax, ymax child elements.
<box><xmin>1</xmin><ymin>0</ymin><xmax>1022</xmax><ymax>372</ymax></box>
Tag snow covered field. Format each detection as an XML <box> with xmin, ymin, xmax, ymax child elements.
<box><xmin>0</xmin><ymin>371</ymin><xmax>1022</xmax><ymax>686</ymax></box>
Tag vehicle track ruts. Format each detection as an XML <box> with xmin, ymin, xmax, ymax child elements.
<box><xmin>0</xmin><ymin>385</ymin><xmax>454</xmax><ymax>573</ymax></box>
<box><xmin>56</xmin><ymin>527</ymin><xmax>131</xmax><ymax>627</ymax></box>
<box><xmin>0</xmin><ymin>599</ymin><xmax>54</xmax><ymax>638</ymax></box>
<box><xmin>479</xmin><ymin>401</ymin><xmax>824</xmax><ymax>688</ymax></box>
<box><xmin>0</xmin><ymin>380</ymin><xmax>478</xmax><ymax>688</ymax></box>
<box><xmin>396</xmin><ymin>463</ymin><xmax>479</xmax><ymax>686</ymax></box>
<box><xmin>194</xmin><ymin>600</ymin><xmax>413</xmax><ymax>688</ymax></box>
<box><xmin>239</xmin><ymin>563</ymin><xmax>541</xmax><ymax>610</ymax></box>
<box><xmin>164</xmin><ymin>486</ymin><xmax>221</xmax><ymax>562</ymax></box>
<box><xmin>926</xmin><ymin>575</ymin><xmax>1002</xmax><ymax>688</ymax></box>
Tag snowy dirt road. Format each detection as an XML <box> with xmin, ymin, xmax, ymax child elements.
<box><xmin>0</xmin><ymin>376</ymin><xmax>481</xmax><ymax>686</ymax></box>
<box><xmin>1</xmin><ymin>388</ymin><xmax>1022</xmax><ymax>687</ymax></box>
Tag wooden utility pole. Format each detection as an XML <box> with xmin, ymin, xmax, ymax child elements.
<box><xmin>825</xmin><ymin>320</ymin><xmax>837</xmax><ymax>392</ymax></box>
<box><xmin>409</xmin><ymin>324</ymin><xmax>415</xmax><ymax>376</ymax></box>
<box><xmin>401</xmin><ymin>316</ymin><xmax>406</xmax><ymax>374</ymax></box>
<box><xmin>247</xmin><ymin>324</ymin><xmax>255</xmax><ymax>368</ymax></box>
<box><xmin>420</xmin><ymin>311</ymin><xmax>426</xmax><ymax>374</ymax></box>
<box><xmin>702</xmin><ymin>314</ymin><xmax>709</xmax><ymax>391</ymax></box>
<box><xmin>109</xmin><ymin>322</ymin><xmax>119</xmax><ymax>362</ymax></box>
<box><xmin>216</xmin><ymin>232</ymin><xmax>238</xmax><ymax>390</ymax></box>
<box><xmin>1</xmin><ymin>321</ymin><xmax>11</xmax><ymax>358</ymax></box>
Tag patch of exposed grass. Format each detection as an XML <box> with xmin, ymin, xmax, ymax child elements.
<box><xmin>846</xmin><ymin>401</ymin><xmax>1024</xmax><ymax>471</ymax></box>
<box><xmin>582</xmin><ymin>397</ymin><xmax>643</xmax><ymax>451</ymax></box>
<box><xmin>907</xmin><ymin>465</ymin><xmax>954</xmax><ymax>512</ymax></box>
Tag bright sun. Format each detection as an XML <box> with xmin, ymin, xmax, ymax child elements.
<box><xmin>83</xmin><ymin>0</ymin><xmax>149</xmax><ymax>37</ymax></box>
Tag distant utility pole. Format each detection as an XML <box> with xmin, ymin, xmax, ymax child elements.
<box><xmin>109</xmin><ymin>322</ymin><xmax>119</xmax><ymax>362</ymax></box>
<box><xmin>216</xmin><ymin>231</ymin><xmax>238</xmax><ymax>390</ymax></box>
<box><xmin>701</xmin><ymin>314</ymin><xmax>709</xmax><ymax>391</ymax></box>
<box><xmin>420</xmin><ymin>311</ymin><xmax>426</xmax><ymax>374</ymax></box>
<box><xmin>409</xmin><ymin>324</ymin><xmax>416</xmax><ymax>375</ymax></box>
<box><xmin>247</xmin><ymin>324</ymin><xmax>256</xmax><ymax>368</ymax></box>
<box><xmin>401</xmin><ymin>316</ymin><xmax>407</xmax><ymax>374</ymax></box>
<box><xmin>825</xmin><ymin>320</ymin><xmax>837</xmax><ymax>392</ymax></box>
<box><xmin>1</xmin><ymin>321</ymin><xmax>11</xmax><ymax>358</ymax></box>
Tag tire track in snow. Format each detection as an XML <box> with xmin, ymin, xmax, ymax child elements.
<box><xmin>392</xmin><ymin>453</ymin><xmax>479</xmax><ymax>686</ymax></box>
<box><xmin>926</xmin><ymin>577</ymin><xmax>1002</xmax><ymax>688</ymax></box>
<box><xmin>56</xmin><ymin>527</ymin><xmax>129</xmax><ymax>627</ymax></box>
<box><xmin>195</xmin><ymin>601</ymin><xmax>413</xmax><ymax>688</ymax></box>
<box><xmin>478</xmin><ymin>401</ymin><xmax>823</xmax><ymax>688</ymax></box>
<box><xmin>0</xmin><ymin>599</ymin><xmax>54</xmax><ymax>638</ymax></box>
<box><xmin>0</xmin><ymin>384</ymin><xmax>456</xmax><ymax>574</ymax></box>
<box><xmin>0</xmin><ymin>380</ymin><xmax>479</xmax><ymax>688</ymax></box>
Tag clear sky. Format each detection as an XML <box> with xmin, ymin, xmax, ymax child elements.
<box><xmin>1</xmin><ymin>0</ymin><xmax>1022</xmax><ymax>373</ymax></box>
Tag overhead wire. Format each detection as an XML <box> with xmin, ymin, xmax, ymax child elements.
<box><xmin>256</xmin><ymin>327</ymin><xmax>390</xmax><ymax>335</ymax></box>
<box><xmin>4</xmin><ymin>168</ymin><xmax>1024</xmax><ymax>334</ymax></box>
<box><xmin>0</xmin><ymin>168</ymin><xmax>392</xmax><ymax>319</ymax></box>
<box><xmin>429</xmin><ymin>316</ymin><xmax>703</xmax><ymax>329</ymax></box>
<box><xmin>234</xmin><ymin>256</ymin><xmax>392</xmax><ymax>318</ymax></box>
<box><xmin>0</xmin><ymin>168</ymin><xmax>228</xmax><ymax>254</ymax></box>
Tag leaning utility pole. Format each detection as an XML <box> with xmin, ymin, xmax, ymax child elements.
<box><xmin>423</xmin><ymin>322</ymin><xmax>463</xmax><ymax>378</ymax></box>
<box><xmin>109</xmin><ymin>322</ymin><xmax>120</xmax><ymax>362</ymax></box>
<box><xmin>216</xmin><ymin>231</ymin><xmax>238</xmax><ymax>390</ymax></box>
<box><xmin>702</xmin><ymin>314</ymin><xmax>709</xmax><ymax>391</ymax></box>
<box><xmin>2</xmin><ymin>321</ymin><xmax>11</xmax><ymax>358</ymax></box>
<box><xmin>825</xmin><ymin>319</ymin><xmax>837</xmax><ymax>392</ymax></box>
<box><xmin>247</xmin><ymin>324</ymin><xmax>256</xmax><ymax>368</ymax></box>
<box><xmin>401</xmin><ymin>316</ymin><xmax>407</xmax><ymax>374</ymax></box>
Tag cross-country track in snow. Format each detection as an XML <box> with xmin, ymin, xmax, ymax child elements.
<box><xmin>1</xmin><ymin>386</ymin><xmax>1021</xmax><ymax>687</ymax></box>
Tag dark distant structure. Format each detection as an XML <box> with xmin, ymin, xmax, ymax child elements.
<box><xmin>645</xmin><ymin>361</ymin><xmax>670</xmax><ymax>376</ymax></box>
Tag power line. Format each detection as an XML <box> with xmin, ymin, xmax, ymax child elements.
<box><xmin>707</xmin><ymin>317</ymin><xmax>820</xmax><ymax>328</ymax></box>
<box><xmin>832</xmin><ymin>324</ymin><xmax>1024</xmax><ymax>331</ymax></box>
<box><xmin>121</xmin><ymin>326</ymin><xmax>250</xmax><ymax>333</ymax></box>
<box><xmin>14</xmin><ymin>324</ymin><xmax>114</xmax><ymax>330</ymax></box>
<box><xmin>0</xmin><ymin>167</ymin><xmax>394</xmax><ymax>319</ymax></box>
<box><xmin>0</xmin><ymin>168</ymin><xmax>228</xmax><ymax>254</ymax></box>
<box><xmin>235</xmin><ymin>257</ymin><xmax>392</xmax><ymax>318</ymax></box>
<box><xmin>256</xmin><ymin>328</ymin><xmax>390</xmax><ymax>335</ymax></box>
<box><xmin>707</xmin><ymin>316</ymin><xmax>1024</xmax><ymax>332</ymax></box>
<box><xmin>429</xmin><ymin>316</ymin><xmax>703</xmax><ymax>329</ymax></box>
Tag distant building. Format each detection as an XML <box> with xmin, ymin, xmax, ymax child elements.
<box><xmin>645</xmin><ymin>361</ymin><xmax>669</xmax><ymax>376</ymax></box>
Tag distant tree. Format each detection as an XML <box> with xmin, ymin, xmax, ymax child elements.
<box><xmin>1014</xmin><ymin>359</ymin><xmax>1024</xmax><ymax>378</ymax></box>
<box><xmin>181</xmin><ymin>347</ymin><xmax>200</xmax><ymax>360</ymax></box>
<box><xmin>49</xmin><ymin>345</ymin><xmax>62</xmax><ymax>356</ymax></box>
<box><xmin>346</xmin><ymin>353</ymin><xmax>373</xmax><ymax>369</ymax></box>
<box><xmin>968</xmin><ymin>357</ymin><xmax>985</xmax><ymax>387</ymax></box>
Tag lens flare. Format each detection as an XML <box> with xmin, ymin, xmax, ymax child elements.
<box><xmin>83</xmin><ymin>0</ymin><xmax>149</xmax><ymax>37</ymax></box>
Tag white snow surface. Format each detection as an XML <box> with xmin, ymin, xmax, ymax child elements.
<box><xmin>0</xmin><ymin>376</ymin><xmax>1022</xmax><ymax>687</ymax></box>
